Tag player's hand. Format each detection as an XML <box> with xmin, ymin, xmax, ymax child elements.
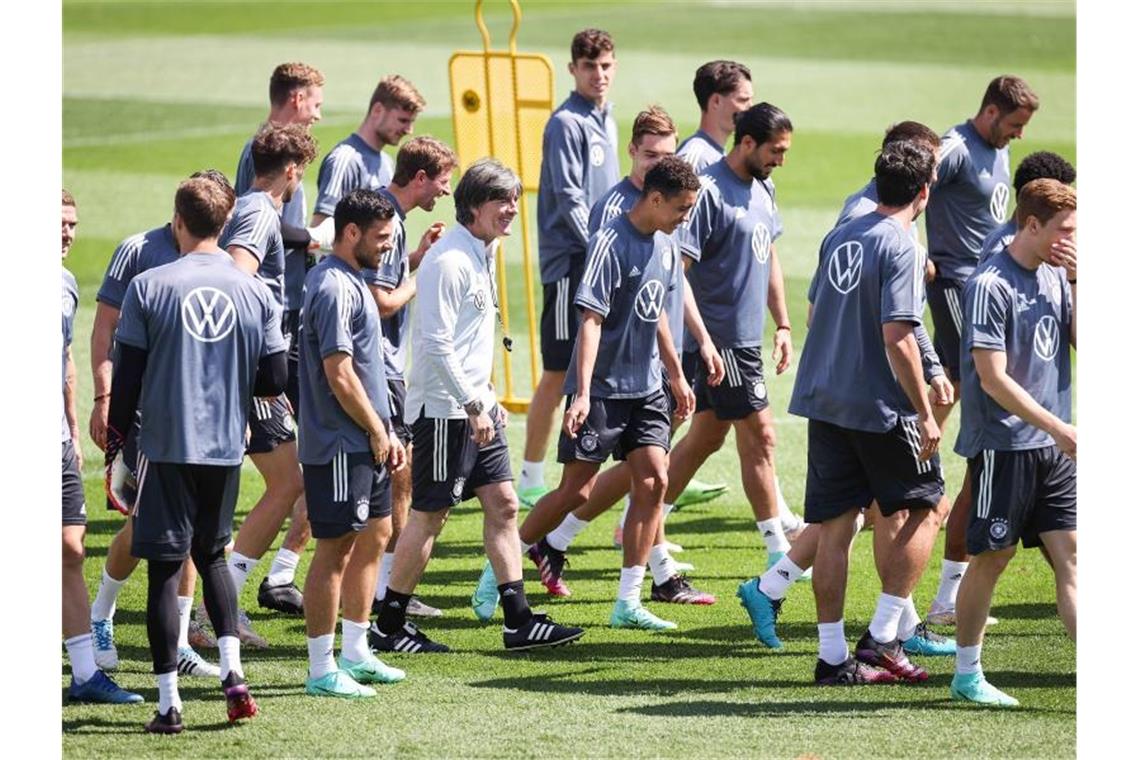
<box><xmin>369</xmin><ymin>425</ymin><xmax>391</xmax><ymax>466</ymax></box>
<box><xmin>773</xmin><ymin>328</ymin><xmax>794</xmax><ymax>375</ymax></box>
<box><xmin>72</xmin><ymin>434</ymin><xmax>84</xmax><ymax>471</ymax></box>
<box><xmin>925</xmin><ymin>258</ymin><xmax>937</xmax><ymax>284</ymax></box>
<box><xmin>929</xmin><ymin>375</ymin><xmax>954</xmax><ymax>406</ymax></box>
<box><xmin>89</xmin><ymin>399</ymin><xmax>109</xmax><ymax>451</ymax></box>
<box><xmin>412</xmin><ymin>223</ymin><xmax>446</xmax><ymax>270</ymax></box>
<box><xmin>494</xmin><ymin>403</ymin><xmax>509</xmax><ymax>429</ymax></box>
<box><xmin>1047</xmin><ymin>238</ymin><xmax>1077</xmax><ymax>282</ymax></box>
<box><xmin>670</xmin><ymin>375</ymin><xmax>695</xmax><ymax>422</ymax></box>
<box><xmin>563</xmin><ymin>394</ymin><xmax>590</xmax><ymax>438</ymax></box>
<box><xmin>917</xmin><ymin>414</ymin><xmax>941</xmax><ymax>461</ymax></box>
<box><xmin>468</xmin><ymin>411</ymin><xmax>495</xmax><ymax>446</ymax></box>
<box><xmin>387</xmin><ymin>438</ymin><xmax>407</xmax><ymax>473</ymax></box>
<box><xmin>700</xmin><ymin>341</ymin><xmax>725</xmax><ymax>387</ymax></box>
<box><xmin>1052</xmin><ymin>421</ymin><xmax>1076</xmax><ymax>460</ymax></box>
<box><xmin>307</xmin><ymin>217</ymin><xmax>336</xmax><ymax>252</ymax></box>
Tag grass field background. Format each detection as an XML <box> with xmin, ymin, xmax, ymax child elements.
<box><xmin>62</xmin><ymin>1</ymin><xmax>1075</xmax><ymax>757</ymax></box>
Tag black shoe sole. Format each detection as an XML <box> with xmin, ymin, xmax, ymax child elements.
<box><xmin>257</xmin><ymin>593</ymin><xmax>303</xmax><ymax>616</ymax></box>
<box><xmin>503</xmin><ymin>629</ymin><xmax>585</xmax><ymax>651</ymax></box>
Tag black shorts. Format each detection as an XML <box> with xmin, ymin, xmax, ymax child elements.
<box><xmin>556</xmin><ymin>388</ymin><xmax>672</xmax><ymax>464</ymax></box>
<box><xmin>411</xmin><ymin>415</ymin><xmax>513</xmax><ymax>511</ymax></box>
<box><xmin>967</xmin><ymin>446</ymin><xmax>1076</xmax><ymax>554</ymax></box>
<box><xmin>131</xmin><ymin>459</ymin><xmax>242</xmax><ymax>561</ymax></box>
<box><xmin>927</xmin><ymin>278</ymin><xmax>965</xmax><ymax>382</ymax></box>
<box><xmin>540</xmin><ymin>261</ymin><xmax>584</xmax><ymax>372</ymax></box>
<box><xmin>695</xmin><ymin>345</ymin><xmax>770</xmax><ymax>420</ymax></box>
<box><xmin>284</xmin><ymin>309</ymin><xmax>301</xmax><ymax>417</ymax></box>
<box><xmin>804</xmin><ymin>418</ymin><xmax>945</xmax><ymax>523</ymax></box>
<box><xmin>247</xmin><ymin>394</ymin><xmax>296</xmax><ymax>455</ymax></box>
<box><xmin>62</xmin><ymin>440</ymin><xmax>86</xmax><ymax>526</ymax></box>
<box><xmin>387</xmin><ymin>378</ymin><xmax>412</xmax><ymax>445</ymax></box>
<box><xmin>681</xmin><ymin>350</ymin><xmax>701</xmax><ymax>387</ymax></box>
<box><xmin>304</xmin><ymin>450</ymin><xmax>392</xmax><ymax>539</ymax></box>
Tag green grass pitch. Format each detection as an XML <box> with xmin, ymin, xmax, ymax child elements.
<box><xmin>62</xmin><ymin>1</ymin><xmax>1075</xmax><ymax>757</ymax></box>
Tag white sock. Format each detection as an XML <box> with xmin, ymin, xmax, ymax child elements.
<box><xmin>519</xmin><ymin>538</ymin><xmax>534</xmax><ymax>554</ymax></box>
<box><xmin>818</xmin><ymin>620</ymin><xmax>848</xmax><ymax>666</ymax></box>
<box><xmin>65</xmin><ymin>633</ymin><xmax>97</xmax><ymax>684</ymax></box>
<box><xmin>869</xmin><ymin>592</ymin><xmax>908</xmax><ymax>643</ymax></box>
<box><xmin>374</xmin><ymin>552</ymin><xmax>395</xmax><ymax>602</ymax></box>
<box><xmin>547</xmin><ymin>514</ymin><xmax>589</xmax><ymax>552</ymax></box>
<box><xmin>617</xmin><ymin>565</ymin><xmax>646</xmax><ymax>603</ymax></box>
<box><xmin>757</xmin><ymin>555</ymin><xmax>804</xmax><ymax>601</ymax></box>
<box><xmin>956</xmin><ymin>643</ymin><xmax>983</xmax><ymax>675</ymax></box>
<box><xmin>341</xmin><ymin>618</ymin><xmax>371</xmax><ymax>663</ymax></box>
<box><xmin>519</xmin><ymin>460</ymin><xmax>545</xmax><ymax>492</ymax></box>
<box><xmin>934</xmin><ymin>560</ymin><xmax>970</xmax><ymax>610</ymax></box>
<box><xmin>266</xmin><ymin>548</ymin><xmax>300</xmax><ymax>586</ymax></box>
<box><xmin>157</xmin><ymin>671</ymin><xmax>182</xmax><ymax>713</ymax></box>
<box><xmin>648</xmin><ymin>544</ymin><xmax>678</xmax><ymax>585</ymax></box>
<box><xmin>307</xmin><ymin>633</ymin><xmax>337</xmax><ymax>680</ymax></box>
<box><xmin>662</xmin><ymin>502</ymin><xmax>675</xmax><ymax>521</ymax></box>
<box><xmin>90</xmin><ymin>566</ymin><xmax>126</xmax><ymax>622</ymax></box>
<box><xmin>217</xmin><ymin>635</ymin><xmax>243</xmax><ymax>680</ymax></box>
<box><xmin>177</xmin><ymin>596</ymin><xmax>193</xmax><ymax>648</ymax></box>
<box><xmin>619</xmin><ymin>496</ymin><xmax>631</xmax><ymax>530</ymax></box>
<box><xmin>227</xmin><ymin>552</ymin><xmax>258</xmax><ymax>594</ymax></box>
<box><xmin>898</xmin><ymin>596</ymin><xmax>922</xmax><ymax>641</ymax></box>
<box><xmin>775</xmin><ymin>476</ymin><xmax>803</xmax><ymax>532</ymax></box>
<box><xmin>757</xmin><ymin>518</ymin><xmax>791</xmax><ymax>553</ymax></box>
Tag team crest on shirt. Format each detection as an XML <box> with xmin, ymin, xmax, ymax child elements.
<box><xmin>990</xmin><ymin>184</ymin><xmax>1010</xmax><ymax>223</ymax></box>
<box><xmin>589</xmin><ymin>144</ymin><xmax>605</xmax><ymax>167</ymax></box>
<box><xmin>662</xmin><ymin>243</ymin><xmax>675</xmax><ymax>271</ymax></box>
<box><xmin>181</xmin><ymin>287</ymin><xmax>237</xmax><ymax>343</ymax></box>
<box><xmin>989</xmin><ymin>518</ymin><xmax>1009</xmax><ymax>541</ymax></box>
<box><xmin>452</xmin><ymin>477</ymin><xmax>466</xmax><ymax>499</ymax></box>
<box><xmin>750</xmin><ymin>223</ymin><xmax>771</xmax><ymax>265</ymax></box>
<box><xmin>634</xmin><ymin>280</ymin><xmax>666</xmax><ymax>322</ymax></box>
<box><xmin>473</xmin><ymin>289</ymin><xmax>488</xmax><ymax>312</ymax></box>
<box><xmin>1033</xmin><ymin>315</ymin><xmax>1061</xmax><ymax>361</ymax></box>
<box><xmin>827</xmin><ymin>241</ymin><xmax>864</xmax><ymax>294</ymax></box>
<box><xmin>355</xmin><ymin>498</ymin><xmax>369</xmax><ymax>523</ymax></box>
<box><xmin>579</xmin><ymin>432</ymin><xmax>599</xmax><ymax>453</ymax></box>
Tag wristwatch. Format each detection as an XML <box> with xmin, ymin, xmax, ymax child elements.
<box><xmin>464</xmin><ymin>398</ymin><xmax>485</xmax><ymax>417</ymax></box>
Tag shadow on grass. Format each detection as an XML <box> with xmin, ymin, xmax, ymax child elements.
<box><xmin>63</xmin><ymin>713</ymin><xmax>250</xmax><ymax>734</ymax></box>
<box><xmin>468</xmin><ymin>668</ymin><xmax>809</xmax><ymax>696</ymax></box>
<box><xmin>615</xmin><ymin>697</ymin><xmax>1068</xmax><ymax>718</ymax></box>
<box><xmin>990</xmin><ymin>602</ymin><xmax>1059</xmax><ymax>621</ymax></box>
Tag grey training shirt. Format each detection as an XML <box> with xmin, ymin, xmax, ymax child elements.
<box><xmin>97</xmin><ymin>225</ymin><xmax>180</xmax><ymax>310</ymax></box>
<box><xmin>220</xmin><ymin>190</ymin><xmax>286</xmax><ymax>307</ymax></box>
<box><xmin>314</xmin><ymin>133</ymin><xmax>394</xmax><ymax>218</ymax></box>
<box><xmin>361</xmin><ymin>187</ymin><xmax>411</xmax><ymax>380</ymax></box>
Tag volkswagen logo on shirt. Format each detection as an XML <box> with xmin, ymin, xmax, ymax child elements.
<box><xmin>181</xmin><ymin>287</ymin><xmax>236</xmax><ymax>343</ymax></box>
<box><xmin>473</xmin><ymin>289</ymin><xmax>488</xmax><ymax>312</ymax></box>
<box><xmin>1033</xmin><ymin>315</ymin><xmax>1061</xmax><ymax>361</ymax></box>
<box><xmin>634</xmin><ymin>279</ymin><xmax>666</xmax><ymax>322</ymax></box>
<box><xmin>751</xmin><ymin>222</ymin><xmax>771</xmax><ymax>265</ymax></box>
<box><xmin>990</xmin><ymin>183</ymin><xmax>1010</xmax><ymax>223</ymax></box>
<box><xmin>827</xmin><ymin>241</ymin><xmax>864</xmax><ymax>294</ymax></box>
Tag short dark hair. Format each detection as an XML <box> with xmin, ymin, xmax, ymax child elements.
<box><xmin>642</xmin><ymin>155</ymin><xmax>700</xmax><ymax>200</ymax></box>
<box><xmin>1013</xmin><ymin>151</ymin><xmax>1076</xmax><ymax>194</ymax></box>
<box><xmin>175</xmin><ymin>177</ymin><xmax>234</xmax><ymax>239</ymax></box>
<box><xmin>250</xmin><ymin>122</ymin><xmax>318</xmax><ymax>177</ymax></box>
<box><xmin>693</xmin><ymin>60</ymin><xmax>751</xmax><ymax>112</ymax></box>
<box><xmin>453</xmin><ymin>158</ymin><xmax>521</xmax><ymax>226</ymax></box>
<box><xmin>62</xmin><ymin>189</ymin><xmax>75</xmax><ymax>208</ymax></box>
<box><xmin>391</xmin><ymin>136</ymin><xmax>458</xmax><ymax>187</ymax></box>
<box><xmin>268</xmin><ymin>62</ymin><xmax>324</xmax><ymax>108</ymax></box>
<box><xmin>189</xmin><ymin>169</ymin><xmax>236</xmax><ymax>210</ymax></box>
<box><xmin>874</xmin><ymin>141</ymin><xmax>936</xmax><ymax>207</ymax></box>
<box><xmin>369</xmin><ymin>74</ymin><xmax>426</xmax><ymax>115</ymax></box>
<box><xmin>734</xmin><ymin>103</ymin><xmax>793</xmax><ymax>148</ymax></box>
<box><xmin>334</xmin><ymin>189</ymin><xmax>396</xmax><ymax>241</ymax></box>
<box><xmin>980</xmin><ymin>75</ymin><xmax>1039</xmax><ymax>116</ymax></box>
<box><xmin>571</xmin><ymin>28</ymin><xmax>613</xmax><ymax>63</ymax></box>
<box><xmin>882</xmin><ymin>120</ymin><xmax>940</xmax><ymax>151</ymax></box>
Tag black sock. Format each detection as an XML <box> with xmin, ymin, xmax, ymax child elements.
<box><xmin>498</xmin><ymin>580</ymin><xmax>532</xmax><ymax>628</ymax></box>
<box><xmin>146</xmin><ymin>559</ymin><xmax>182</xmax><ymax>675</ymax></box>
<box><xmin>378</xmin><ymin>590</ymin><xmax>412</xmax><ymax>634</ymax></box>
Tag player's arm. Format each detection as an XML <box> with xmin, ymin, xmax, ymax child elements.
<box><xmin>311</xmin><ymin>149</ymin><xmax>353</xmax><ymax>228</ymax></box>
<box><xmin>973</xmin><ymin>348</ymin><xmax>1075</xmax><ymax>458</ymax></box>
<box><xmin>766</xmin><ymin>245</ymin><xmax>794</xmax><ymax>374</ymax></box>
<box><xmin>883</xmin><ymin>322</ymin><xmax>939</xmax><ymax>459</ymax></box>
<box><xmin>227</xmin><ymin>245</ymin><xmax>262</xmax><ymax>276</ymax></box>
<box><xmin>915</xmin><ymin>324</ymin><xmax>952</xmax><ymax>405</ymax></box>
<box><xmin>1048</xmin><ymin>238</ymin><xmax>1077</xmax><ymax>348</ymax></box>
<box><xmin>409</xmin><ymin>223</ymin><xmax>446</xmax><ymax>272</ymax></box>
<box><xmin>65</xmin><ymin>346</ymin><xmax>81</xmax><ymax>467</ymax></box>
<box><xmin>564</xmin><ymin>310</ymin><xmax>602</xmax><ymax>438</ymax></box>
<box><xmin>89</xmin><ymin>302</ymin><xmax>120</xmax><ymax>449</ymax></box>
<box><xmin>680</xmin><ymin>271</ymin><xmax>724</xmax><ymax>386</ymax></box>
<box><xmin>656</xmin><ymin>314</ymin><xmax>694</xmax><ymax>421</ymax></box>
<box><xmin>547</xmin><ymin>117</ymin><xmax>591</xmax><ymax>246</ymax></box>
<box><xmin>368</xmin><ymin>281</ymin><xmax>416</xmax><ymax>319</ymax></box>
<box><xmin>323</xmin><ymin>352</ymin><xmax>391</xmax><ymax>464</ymax></box>
<box><xmin>253</xmin><ymin>351</ymin><xmax>288</xmax><ymax>397</ymax></box>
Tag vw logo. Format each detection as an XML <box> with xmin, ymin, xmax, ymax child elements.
<box><xmin>473</xmin><ymin>290</ymin><xmax>487</xmax><ymax>312</ymax></box>
<box><xmin>1033</xmin><ymin>315</ymin><xmax>1061</xmax><ymax>361</ymax></box>
<box><xmin>990</xmin><ymin>183</ymin><xmax>1010</xmax><ymax>223</ymax></box>
<box><xmin>751</xmin><ymin>222</ymin><xmax>771</xmax><ymax>265</ymax></box>
<box><xmin>827</xmin><ymin>241</ymin><xmax>864</xmax><ymax>294</ymax></box>
<box><xmin>181</xmin><ymin>287</ymin><xmax>236</xmax><ymax>343</ymax></box>
<box><xmin>634</xmin><ymin>279</ymin><xmax>666</xmax><ymax>322</ymax></box>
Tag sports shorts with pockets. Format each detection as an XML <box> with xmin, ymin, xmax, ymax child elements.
<box><xmin>556</xmin><ymin>387</ymin><xmax>672</xmax><ymax>464</ymax></box>
<box><xmin>304</xmin><ymin>450</ymin><xmax>393</xmax><ymax>539</ymax></box>
<box><xmin>387</xmin><ymin>378</ymin><xmax>412</xmax><ymax>445</ymax></box>
<box><xmin>967</xmin><ymin>445</ymin><xmax>1075</xmax><ymax>554</ymax></box>
<box><xmin>130</xmin><ymin>459</ymin><xmax>242</xmax><ymax>561</ymax></box>
<box><xmin>540</xmin><ymin>259</ymin><xmax>585</xmax><ymax>372</ymax></box>
<box><xmin>696</xmin><ymin>345</ymin><xmax>769</xmax><ymax>420</ymax></box>
<box><xmin>410</xmin><ymin>413</ymin><xmax>512</xmax><ymax>511</ymax></box>
<box><xmin>247</xmin><ymin>394</ymin><xmax>296</xmax><ymax>454</ymax></box>
<box><xmin>62</xmin><ymin>440</ymin><xmax>87</xmax><ymax>526</ymax></box>
<box><xmin>926</xmin><ymin>277</ymin><xmax>965</xmax><ymax>382</ymax></box>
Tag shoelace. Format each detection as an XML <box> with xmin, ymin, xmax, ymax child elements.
<box><xmin>93</xmin><ymin>621</ymin><xmax>113</xmax><ymax>649</ymax></box>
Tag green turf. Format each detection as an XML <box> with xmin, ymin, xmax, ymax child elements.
<box><xmin>63</xmin><ymin>1</ymin><xmax>1075</xmax><ymax>756</ymax></box>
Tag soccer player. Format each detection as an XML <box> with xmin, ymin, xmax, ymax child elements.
<box><xmin>300</xmin><ymin>190</ymin><xmax>408</xmax><ymax>698</ymax></box>
<box><xmin>787</xmin><ymin>141</ymin><xmax>944</xmax><ymax>686</ymax></box>
<box><xmin>950</xmin><ymin>179</ymin><xmax>1076</xmax><ymax>707</ymax></box>
<box><xmin>371</xmin><ymin>159</ymin><xmax>583</xmax><ymax>653</ymax></box>
<box><xmin>62</xmin><ymin>189</ymin><xmax>143</xmax><ymax>706</ymax></box>
<box><xmin>520</xmin><ymin>29</ymin><xmax>620</xmax><ymax>508</ymax></box>
<box><xmin>106</xmin><ymin>176</ymin><xmax>286</xmax><ymax>732</ymax></box>
<box><xmin>220</xmin><ymin>122</ymin><xmax>318</xmax><ymax>646</ymax></box>
<box><xmin>924</xmin><ymin>76</ymin><xmax>1038</xmax><ymax>625</ymax></box>
<box><xmin>311</xmin><ymin>74</ymin><xmax>425</xmax><ymax>226</ymax></box>
<box><xmin>362</xmin><ymin>137</ymin><xmax>455</xmax><ymax>619</ymax></box>
<box><xmin>88</xmin><ymin>171</ymin><xmax>236</xmax><ymax>676</ymax></box>
<box><xmin>234</xmin><ymin>62</ymin><xmax>328</xmax><ymax>614</ymax></box>
<box><xmin>978</xmin><ymin>151</ymin><xmax>1075</xmax><ymax>263</ymax></box>
<box><xmin>511</xmin><ymin>157</ymin><xmax>700</xmax><ymax>630</ymax></box>
<box><xmin>528</xmin><ymin>110</ymin><xmax>723</xmax><ymax>605</ymax></box>
<box><xmin>666</xmin><ymin>104</ymin><xmax>797</xmax><ymax>589</ymax></box>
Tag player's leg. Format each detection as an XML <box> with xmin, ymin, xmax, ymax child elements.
<box><xmin>258</xmin><ymin>494</ymin><xmax>309</xmax><ymax>614</ymax></box>
<box><xmin>952</xmin><ymin>546</ymin><xmax>1017</xmax><ymax>705</ymax></box>
<box><xmin>89</xmin><ymin>521</ymin><xmax>136</xmax><ymax>670</ymax></box>
<box><xmin>733</xmin><ymin>407</ymin><xmax>791</xmax><ymax>565</ymax></box>
<box><xmin>663</xmin><ymin>411</ymin><xmax>730</xmax><ymax>504</ymax></box>
<box><xmin>1040</xmin><ymin>529</ymin><xmax>1076</xmax><ymax>640</ymax></box>
<box><xmin>173</xmin><ymin>556</ymin><xmax>220</xmax><ymax>678</ymax></box>
<box><xmin>374</xmin><ymin>461</ymin><xmax>411</xmax><ymax>608</ymax></box>
<box><xmin>303</xmin><ymin>532</ymin><xmax>361</xmax><ymax>692</ymax></box>
<box><xmin>929</xmin><ymin>469</ymin><xmax>974</xmax><ymax>624</ymax></box>
<box><xmin>1030</xmin><ymin>448</ymin><xmax>1077</xmax><ymax>640</ymax></box>
<box><xmin>519</xmin><ymin>459</ymin><xmax>600</xmax><ymax>598</ymax></box>
<box><xmin>520</xmin><ymin>370</ymin><xmax>565</xmax><ymax>503</ymax></box>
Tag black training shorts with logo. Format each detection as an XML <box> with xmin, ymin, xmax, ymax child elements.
<box><xmin>246</xmin><ymin>394</ymin><xmax>296</xmax><ymax>454</ymax></box>
<box><xmin>62</xmin><ymin>440</ymin><xmax>87</xmax><ymax>526</ymax></box>
<box><xmin>284</xmin><ymin>308</ymin><xmax>302</xmax><ymax>418</ymax></box>
<box><xmin>540</xmin><ymin>260</ymin><xmax>585</xmax><ymax>372</ymax></box>
<box><xmin>804</xmin><ymin>418</ymin><xmax>945</xmax><ymax>523</ymax></box>
<box><xmin>130</xmin><ymin>459</ymin><xmax>241</xmax><ymax>561</ymax></box>
<box><xmin>304</xmin><ymin>450</ymin><xmax>393</xmax><ymax>539</ymax></box>
<box><xmin>927</xmin><ymin>277</ymin><xmax>965</xmax><ymax>382</ymax></box>
<box><xmin>411</xmin><ymin>414</ymin><xmax>513</xmax><ymax>512</ymax></box>
<box><xmin>387</xmin><ymin>378</ymin><xmax>413</xmax><ymax>445</ymax></box>
<box><xmin>967</xmin><ymin>445</ymin><xmax>1075</xmax><ymax>554</ymax></box>
<box><xmin>556</xmin><ymin>388</ymin><xmax>672</xmax><ymax>464</ymax></box>
<box><xmin>695</xmin><ymin>345</ymin><xmax>770</xmax><ymax>420</ymax></box>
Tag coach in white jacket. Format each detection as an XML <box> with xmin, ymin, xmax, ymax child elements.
<box><xmin>370</xmin><ymin>159</ymin><xmax>584</xmax><ymax>653</ymax></box>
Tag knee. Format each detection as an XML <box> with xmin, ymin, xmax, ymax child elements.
<box><xmin>633</xmin><ymin>466</ymin><xmax>668</xmax><ymax>502</ymax></box>
<box><xmin>62</xmin><ymin>535</ymin><xmax>85</xmax><ymax>570</ymax></box>
<box><xmin>757</xmin><ymin>422</ymin><xmax>778</xmax><ymax>456</ymax></box>
<box><xmin>496</xmin><ymin>493</ymin><xmax>520</xmax><ymax>526</ymax></box>
<box><xmin>691</xmin><ymin>428</ymin><xmax>727</xmax><ymax>459</ymax></box>
<box><xmin>974</xmin><ymin>547</ymin><xmax>1016</xmax><ymax>575</ymax></box>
